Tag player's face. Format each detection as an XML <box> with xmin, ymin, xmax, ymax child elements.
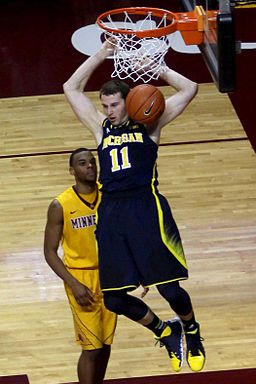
<box><xmin>101</xmin><ymin>92</ymin><xmax>128</xmax><ymax>125</ymax></box>
<box><xmin>71</xmin><ymin>151</ymin><xmax>97</xmax><ymax>183</ymax></box>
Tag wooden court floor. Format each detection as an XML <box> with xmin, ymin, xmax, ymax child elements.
<box><xmin>0</xmin><ymin>84</ymin><xmax>255</xmax><ymax>384</ymax></box>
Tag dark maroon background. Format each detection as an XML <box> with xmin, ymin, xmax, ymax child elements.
<box><xmin>0</xmin><ymin>368</ymin><xmax>256</xmax><ymax>384</ymax></box>
<box><xmin>0</xmin><ymin>1</ymin><xmax>255</xmax><ymax>150</ymax></box>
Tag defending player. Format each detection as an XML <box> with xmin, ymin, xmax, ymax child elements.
<box><xmin>44</xmin><ymin>148</ymin><xmax>117</xmax><ymax>384</ymax></box>
<box><xmin>63</xmin><ymin>41</ymin><xmax>205</xmax><ymax>373</ymax></box>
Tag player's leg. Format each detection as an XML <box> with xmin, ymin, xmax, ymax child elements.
<box><xmin>118</xmin><ymin>192</ymin><xmax>188</xmax><ymax>372</ymax></box>
<box><xmin>157</xmin><ymin>282</ymin><xmax>205</xmax><ymax>372</ymax></box>
<box><xmin>64</xmin><ymin>270</ymin><xmax>116</xmax><ymax>383</ymax></box>
<box><xmin>77</xmin><ymin>349</ymin><xmax>99</xmax><ymax>384</ymax></box>
<box><xmin>103</xmin><ymin>289</ymin><xmax>183</xmax><ymax>372</ymax></box>
<box><xmin>146</xmin><ymin>191</ymin><xmax>205</xmax><ymax>372</ymax></box>
<box><xmin>95</xmin><ymin>344</ymin><xmax>111</xmax><ymax>384</ymax></box>
<box><xmin>77</xmin><ymin>345</ymin><xmax>110</xmax><ymax>384</ymax></box>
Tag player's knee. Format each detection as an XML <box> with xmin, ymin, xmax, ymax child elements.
<box><xmin>103</xmin><ymin>293</ymin><xmax>124</xmax><ymax>315</ymax></box>
<box><xmin>157</xmin><ymin>281</ymin><xmax>181</xmax><ymax>302</ymax></box>
<box><xmin>157</xmin><ymin>282</ymin><xmax>192</xmax><ymax>314</ymax></box>
<box><xmin>80</xmin><ymin>348</ymin><xmax>102</xmax><ymax>362</ymax></box>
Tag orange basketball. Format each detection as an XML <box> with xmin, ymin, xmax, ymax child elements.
<box><xmin>125</xmin><ymin>84</ymin><xmax>165</xmax><ymax>125</ymax></box>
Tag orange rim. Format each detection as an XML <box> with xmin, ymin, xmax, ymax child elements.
<box><xmin>96</xmin><ymin>7</ymin><xmax>178</xmax><ymax>38</ymax></box>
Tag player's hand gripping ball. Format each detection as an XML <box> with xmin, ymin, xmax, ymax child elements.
<box><xmin>125</xmin><ymin>84</ymin><xmax>165</xmax><ymax>125</ymax></box>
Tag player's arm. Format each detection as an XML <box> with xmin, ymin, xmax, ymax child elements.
<box><xmin>44</xmin><ymin>199</ymin><xmax>94</xmax><ymax>306</ymax></box>
<box><xmin>63</xmin><ymin>41</ymin><xmax>115</xmax><ymax>145</ymax></box>
<box><xmin>157</xmin><ymin>66</ymin><xmax>198</xmax><ymax>129</ymax></box>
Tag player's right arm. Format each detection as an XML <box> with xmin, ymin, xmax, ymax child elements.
<box><xmin>63</xmin><ymin>41</ymin><xmax>115</xmax><ymax>145</ymax></box>
<box><xmin>44</xmin><ymin>199</ymin><xmax>94</xmax><ymax>306</ymax></box>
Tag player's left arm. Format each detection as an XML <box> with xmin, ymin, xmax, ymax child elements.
<box><xmin>44</xmin><ymin>199</ymin><xmax>95</xmax><ymax>306</ymax></box>
<box><xmin>157</xmin><ymin>66</ymin><xmax>198</xmax><ymax>130</ymax></box>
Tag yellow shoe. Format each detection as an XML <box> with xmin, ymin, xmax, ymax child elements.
<box><xmin>185</xmin><ymin>323</ymin><xmax>205</xmax><ymax>372</ymax></box>
<box><xmin>155</xmin><ymin>318</ymin><xmax>184</xmax><ymax>372</ymax></box>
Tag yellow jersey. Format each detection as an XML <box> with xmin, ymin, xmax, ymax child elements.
<box><xmin>56</xmin><ymin>185</ymin><xmax>100</xmax><ymax>269</ymax></box>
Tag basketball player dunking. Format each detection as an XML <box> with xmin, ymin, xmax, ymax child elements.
<box><xmin>63</xmin><ymin>39</ymin><xmax>205</xmax><ymax>373</ymax></box>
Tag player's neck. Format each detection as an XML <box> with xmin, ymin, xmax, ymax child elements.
<box><xmin>74</xmin><ymin>182</ymin><xmax>96</xmax><ymax>195</ymax></box>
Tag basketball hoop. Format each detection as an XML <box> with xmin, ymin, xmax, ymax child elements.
<box><xmin>96</xmin><ymin>6</ymin><xmax>215</xmax><ymax>83</ymax></box>
<box><xmin>96</xmin><ymin>7</ymin><xmax>178</xmax><ymax>83</ymax></box>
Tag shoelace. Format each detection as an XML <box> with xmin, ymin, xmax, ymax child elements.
<box><xmin>154</xmin><ymin>335</ymin><xmax>164</xmax><ymax>348</ymax></box>
<box><xmin>155</xmin><ymin>338</ymin><xmax>166</xmax><ymax>348</ymax></box>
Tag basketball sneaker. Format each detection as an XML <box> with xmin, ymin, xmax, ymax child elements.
<box><xmin>155</xmin><ymin>318</ymin><xmax>184</xmax><ymax>372</ymax></box>
<box><xmin>185</xmin><ymin>322</ymin><xmax>205</xmax><ymax>372</ymax></box>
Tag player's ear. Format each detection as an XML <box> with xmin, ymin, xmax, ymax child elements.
<box><xmin>69</xmin><ymin>166</ymin><xmax>75</xmax><ymax>176</ymax></box>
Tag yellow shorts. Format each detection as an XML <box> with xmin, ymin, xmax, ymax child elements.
<box><xmin>65</xmin><ymin>268</ymin><xmax>117</xmax><ymax>350</ymax></box>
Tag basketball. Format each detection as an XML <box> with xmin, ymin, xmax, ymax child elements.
<box><xmin>125</xmin><ymin>84</ymin><xmax>165</xmax><ymax>125</ymax></box>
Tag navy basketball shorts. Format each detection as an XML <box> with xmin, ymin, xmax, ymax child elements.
<box><xmin>96</xmin><ymin>188</ymin><xmax>189</xmax><ymax>291</ymax></box>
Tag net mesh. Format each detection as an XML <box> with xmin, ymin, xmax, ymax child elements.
<box><xmin>110</xmin><ymin>34</ymin><xmax>170</xmax><ymax>82</ymax></box>
<box><xmin>98</xmin><ymin>10</ymin><xmax>174</xmax><ymax>82</ymax></box>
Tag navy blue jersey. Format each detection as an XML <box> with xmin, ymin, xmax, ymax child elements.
<box><xmin>97</xmin><ymin>119</ymin><xmax>158</xmax><ymax>193</ymax></box>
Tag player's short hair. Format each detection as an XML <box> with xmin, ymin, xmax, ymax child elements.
<box><xmin>69</xmin><ymin>147</ymin><xmax>90</xmax><ymax>167</ymax></box>
<box><xmin>99</xmin><ymin>79</ymin><xmax>130</xmax><ymax>100</ymax></box>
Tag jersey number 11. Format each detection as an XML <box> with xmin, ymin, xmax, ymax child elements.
<box><xmin>110</xmin><ymin>146</ymin><xmax>131</xmax><ymax>172</ymax></box>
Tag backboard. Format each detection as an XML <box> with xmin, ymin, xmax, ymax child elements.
<box><xmin>181</xmin><ymin>0</ymin><xmax>236</xmax><ymax>92</ymax></box>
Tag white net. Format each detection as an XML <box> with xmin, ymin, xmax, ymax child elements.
<box><xmin>110</xmin><ymin>34</ymin><xmax>170</xmax><ymax>82</ymax></box>
<box><xmin>98</xmin><ymin>9</ymin><xmax>175</xmax><ymax>83</ymax></box>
